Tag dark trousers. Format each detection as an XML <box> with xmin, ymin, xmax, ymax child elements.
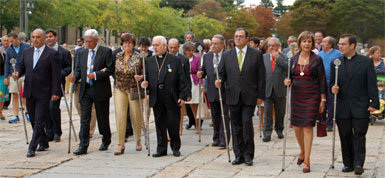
<box><xmin>186</xmin><ymin>104</ymin><xmax>195</xmax><ymax>125</ymax></box>
<box><xmin>153</xmin><ymin>89</ymin><xmax>181</xmax><ymax>153</ymax></box>
<box><xmin>263</xmin><ymin>90</ymin><xmax>285</xmax><ymax>137</ymax></box>
<box><xmin>78</xmin><ymin>86</ymin><xmax>111</xmax><ymax>149</ymax></box>
<box><xmin>27</xmin><ymin>97</ymin><xmax>50</xmax><ymax>151</ymax></box>
<box><xmin>125</xmin><ymin>106</ymin><xmax>133</xmax><ymax>137</ymax></box>
<box><xmin>336</xmin><ymin>117</ymin><xmax>369</xmax><ymax>167</ymax></box>
<box><xmin>4</xmin><ymin>94</ymin><xmax>10</xmax><ymax>108</ymax></box>
<box><xmin>210</xmin><ymin>101</ymin><xmax>230</xmax><ymax>144</ymax></box>
<box><xmin>325</xmin><ymin>83</ymin><xmax>334</xmax><ymax>128</ymax></box>
<box><xmin>230</xmin><ymin>95</ymin><xmax>256</xmax><ymax>159</ymax></box>
<box><xmin>45</xmin><ymin>97</ymin><xmax>62</xmax><ymax>138</ymax></box>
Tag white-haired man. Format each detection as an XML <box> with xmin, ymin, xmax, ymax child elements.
<box><xmin>141</xmin><ymin>36</ymin><xmax>188</xmax><ymax>157</ymax></box>
<box><xmin>69</xmin><ymin>29</ymin><xmax>114</xmax><ymax>155</ymax></box>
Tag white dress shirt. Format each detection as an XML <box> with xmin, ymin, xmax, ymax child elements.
<box><xmin>235</xmin><ymin>45</ymin><xmax>247</xmax><ymax>65</ymax></box>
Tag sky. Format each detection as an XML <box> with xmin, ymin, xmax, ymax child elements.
<box><xmin>242</xmin><ymin>0</ymin><xmax>296</xmax><ymax>7</ymax></box>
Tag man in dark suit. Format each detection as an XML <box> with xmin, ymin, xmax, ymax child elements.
<box><xmin>198</xmin><ymin>34</ymin><xmax>230</xmax><ymax>148</ymax></box>
<box><xmin>14</xmin><ymin>28</ymin><xmax>61</xmax><ymax>157</ymax></box>
<box><xmin>44</xmin><ymin>29</ymin><xmax>72</xmax><ymax>142</ymax></box>
<box><xmin>167</xmin><ymin>38</ymin><xmax>195</xmax><ymax>130</ymax></box>
<box><xmin>216</xmin><ymin>28</ymin><xmax>266</xmax><ymax>166</ymax></box>
<box><xmin>331</xmin><ymin>34</ymin><xmax>379</xmax><ymax>175</ymax></box>
<box><xmin>69</xmin><ymin>29</ymin><xmax>114</xmax><ymax>155</ymax></box>
<box><xmin>262</xmin><ymin>37</ymin><xmax>288</xmax><ymax>142</ymax></box>
<box><xmin>141</xmin><ymin>36</ymin><xmax>188</xmax><ymax>157</ymax></box>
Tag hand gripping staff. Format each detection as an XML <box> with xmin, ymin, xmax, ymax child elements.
<box><xmin>331</xmin><ymin>58</ymin><xmax>341</xmax><ymax>169</ymax></box>
<box><xmin>10</xmin><ymin>58</ymin><xmax>29</xmax><ymax>144</ymax></box>
<box><xmin>197</xmin><ymin>45</ymin><xmax>203</xmax><ymax>142</ymax></box>
<box><xmin>214</xmin><ymin>56</ymin><xmax>231</xmax><ymax>163</ymax></box>
<box><xmin>141</xmin><ymin>52</ymin><xmax>151</xmax><ymax>156</ymax></box>
<box><xmin>282</xmin><ymin>51</ymin><xmax>293</xmax><ymax>171</ymax></box>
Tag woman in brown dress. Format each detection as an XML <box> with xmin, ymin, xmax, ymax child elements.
<box><xmin>284</xmin><ymin>31</ymin><xmax>327</xmax><ymax>173</ymax></box>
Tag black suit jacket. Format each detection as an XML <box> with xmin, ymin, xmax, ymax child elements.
<box><xmin>57</xmin><ymin>46</ymin><xmax>72</xmax><ymax>85</ymax></box>
<box><xmin>330</xmin><ymin>54</ymin><xmax>379</xmax><ymax>119</ymax></box>
<box><xmin>145</xmin><ymin>53</ymin><xmax>188</xmax><ymax>107</ymax></box>
<box><xmin>219</xmin><ymin>46</ymin><xmax>266</xmax><ymax>105</ymax></box>
<box><xmin>74</xmin><ymin>45</ymin><xmax>114</xmax><ymax>102</ymax></box>
<box><xmin>201</xmin><ymin>51</ymin><xmax>226</xmax><ymax>103</ymax></box>
<box><xmin>18</xmin><ymin>46</ymin><xmax>61</xmax><ymax>100</ymax></box>
<box><xmin>176</xmin><ymin>53</ymin><xmax>192</xmax><ymax>98</ymax></box>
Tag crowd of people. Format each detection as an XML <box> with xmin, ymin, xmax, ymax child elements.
<box><xmin>0</xmin><ymin>26</ymin><xmax>383</xmax><ymax>176</ymax></box>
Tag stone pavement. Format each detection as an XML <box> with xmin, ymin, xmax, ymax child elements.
<box><xmin>1</xmin><ymin>95</ymin><xmax>385</xmax><ymax>178</ymax></box>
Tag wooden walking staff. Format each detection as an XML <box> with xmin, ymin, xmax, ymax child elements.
<box><xmin>214</xmin><ymin>56</ymin><xmax>231</xmax><ymax>163</ymax></box>
<box><xmin>67</xmin><ymin>56</ymin><xmax>76</xmax><ymax>153</ymax></box>
<box><xmin>10</xmin><ymin>58</ymin><xmax>29</xmax><ymax>144</ymax></box>
<box><xmin>197</xmin><ymin>45</ymin><xmax>203</xmax><ymax>142</ymax></box>
<box><xmin>282</xmin><ymin>51</ymin><xmax>293</xmax><ymax>171</ymax></box>
<box><xmin>133</xmin><ymin>53</ymin><xmax>147</xmax><ymax>151</ymax></box>
<box><xmin>141</xmin><ymin>52</ymin><xmax>151</xmax><ymax>156</ymax></box>
<box><xmin>331</xmin><ymin>58</ymin><xmax>341</xmax><ymax>169</ymax></box>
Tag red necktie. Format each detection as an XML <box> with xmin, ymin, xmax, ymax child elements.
<box><xmin>271</xmin><ymin>56</ymin><xmax>275</xmax><ymax>72</ymax></box>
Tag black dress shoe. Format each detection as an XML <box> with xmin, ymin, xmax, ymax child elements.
<box><xmin>27</xmin><ymin>150</ymin><xmax>35</xmax><ymax>157</ymax></box>
<box><xmin>73</xmin><ymin>148</ymin><xmax>87</xmax><ymax>155</ymax></box>
<box><xmin>173</xmin><ymin>150</ymin><xmax>181</xmax><ymax>157</ymax></box>
<box><xmin>152</xmin><ymin>152</ymin><xmax>167</xmax><ymax>157</ymax></box>
<box><xmin>99</xmin><ymin>143</ymin><xmax>109</xmax><ymax>151</ymax></box>
<box><xmin>245</xmin><ymin>157</ymin><xmax>253</xmax><ymax>166</ymax></box>
<box><xmin>37</xmin><ymin>144</ymin><xmax>49</xmax><ymax>151</ymax></box>
<box><xmin>185</xmin><ymin>124</ymin><xmax>193</xmax><ymax>129</ymax></box>
<box><xmin>47</xmin><ymin>137</ymin><xmax>54</xmax><ymax>142</ymax></box>
<box><xmin>342</xmin><ymin>166</ymin><xmax>354</xmax><ymax>172</ymax></box>
<box><xmin>327</xmin><ymin>127</ymin><xmax>333</xmax><ymax>132</ymax></box>
<box><xmin>212</xmin><ymin>141</ymin><xmax>220</xmax><ymax>147</ymax></box>
<box><xmin>277</xmin><ymin>133</ymin><xmax>284</xmax><ymax>139</ymax></box>
<box><xmin>354</xmin><ymin>166</ymin><xmax>364</xmax><ymax>175</ymax></box>
<box><xmin>218</xmin><ymin>143</ymin><xmax>226</xmax><ymax>148</ymax></box>
<box><xmin>231</xmin><ymin>157</ymin><xmax>245</xmax><ymax>165</ymax></box>
<box><xmin>53</xmin><ymin>135</ymin><xmax>61</xmax><ymax>142</ymax></box>
<box><xmin>262</xmin><ymin>136</ymin><xmax>271</xmax><ymax>142</ymax></box>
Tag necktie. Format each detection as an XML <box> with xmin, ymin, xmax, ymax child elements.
<box><xmin>89</xmin><ymin>49</ymin><xmax>95</xmax><ymax>85</ymax></box>
<box><xmin>271</xmin><ymin>56</ymin><xmax>275</xmax><ymax>72</ymax></box>
<box><xmin>238</xmin><ymin>50</ymin><xmax>243</xmax><ymax>71</ymax></box>
<box><xmin>33</xmin><ymin>49</ymin><xmax>40</xmax><ymax>69</ymax></box>
<box><xmin>214</xmin><ymin>53</ymin><xmax>219</xmax><ymax>73</ymax></box>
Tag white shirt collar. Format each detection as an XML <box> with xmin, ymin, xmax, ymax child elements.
<box><xmin>89</xmin><ymin>44</ymin><xmax>99</xmax><ymax>53</ymax></box>
<box><xmin>48</xmin><ymin>42</ymin><xmax>59</xmax><ymax>51</ymax></box>
<box><xmin>34</xmin><ymin>45</ymin><xmax>45</xmax><ymax>53</ymax></box>
<box><xmin>214</xmin><ymin>49</ymin><xmax>224</xmax><ymax>58</ymax></box>
<box><xmin>236</xmin><ymin>45</ymin><xmax>247</xmax><ymax>55</ymax></box>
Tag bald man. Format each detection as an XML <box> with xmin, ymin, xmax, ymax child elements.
<box><xmin>14</xmin><ymin>28</ymin><xmax>61</xmax><ymax>157</ymax></box>
<box><xmin>141</xmin><ymin>36</ymin><xmax>188</xmax><ymax>157</ymax></box>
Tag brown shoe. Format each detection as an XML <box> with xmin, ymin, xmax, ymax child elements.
<box><xmin>114</xmin><ymin>145</ymin><xmax>125</xmax><ymax>155</ymax></box>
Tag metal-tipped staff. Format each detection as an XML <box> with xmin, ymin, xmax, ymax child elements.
<box><xmin>10</xmin><ymin>58</ymin><xmax>28</xmax><ymax>144</ymax></box>
<box><xmin>60</xmin><ymin>85</ymin><xmax>78</xmax><ymax>143</ymax></box>
<box><xmin>133</xmin><ymin>54</ymin><xmax>147</xmax><ymax>150</ymax></box>
<box><xmin>197</xmin><ymin>45</ymin><xmax>203</xmax><ymax>142</ymax></box>
<box><xmin>141</xmin><ymin>52</ymin><xmax>150</xmax><ymax>156</ymax></box>
<box><xmin>214</xmin><ymin>56</ymin><xmax>231</xmax><ymax>163</ymax></box>
<box><xmin>331</xmin><ymin>58</ymin><xmax>341</xmax><ymax>169</ymax></box>
<box><xmin>282</xmin><ymin>51</ymin><xmax>293</xmax><ymax>171</ymax></box>
<box><xmin>68</xmin><ymin>56</ymin><xmax>75</xmax><ymax>153</ymax></box>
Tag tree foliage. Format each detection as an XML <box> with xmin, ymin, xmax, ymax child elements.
<box><xmin>260</xmin><ymin>0</ymin><xmax>274</xmax><ymax>9</ymax></box>
<box><xmin>246</xmin><ymin>6</ymin><xmax>276</xmax><ymax>38</ymax></box>
<box><xmin>189</xmin><ymin>0</ymin><xmax>225</xmax><ymax>21</ymax></box>
<box><xmin>191</xmin><ymin>14</ymin><xmax>224</xmax><ymax>40</ymax></box>
<box><xmin>276</xmin><ymin>11</ymin><xmax>295</xmax><ymax>42</ymax></box>
<box><xmin>224</xmin><ymin>9</ymin><xmax>258</xmax><ymax>39</ymax></box>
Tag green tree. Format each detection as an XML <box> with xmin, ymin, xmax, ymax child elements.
<box><xmin>273</xmin><ymin>0</ymin><xmax>287</xmax><ymax>16</ymax></box>
<box><xmin>191</xmin><ymin>14</ymin><xmax>224</xmax><ymax>39</ymax></box>
<box><xmin>332</xmin><ymin>0</ymin><xmax>385</xmax><ymax>43</ymax></box>
<box><xmin>260</xmin><ymin>0</ymin><xmax>274</xmax><ymax>9</ymax></box>
<box><xmin>189</xmin><ymin>0</ymin><xmax>225</xmax><ymax>21</ymax></box>
<box><xmin>224</xmin><ymin>9</ymin><xmax>258</xmax><ymax>39</ymax></box>
<box><xmin>160</xmin><ymin>0</ymin><xmax>200</xmax><ymax>13</ymax></box>
<box><xmin>0</xmin><ymin>0</ymin><xmax>19</xmax><ymax>35</ymax></box>
<box><xmin>289</xmin><ymin>0</ymin><xmax>333</xmax><ymax>35</ymax></box>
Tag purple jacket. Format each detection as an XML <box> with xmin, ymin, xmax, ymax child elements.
<box><xmin>190</xmin><ymin>55</ymin><xmax>200</xmax><ymax>85</ymax></box>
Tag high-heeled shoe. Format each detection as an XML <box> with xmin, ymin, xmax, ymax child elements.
<box><xmin>297</xmin><ymin>158</ymin><xmax>304</xmax><ymax>165</ymax></box>
<box><xmin>114</xmin><ymin>145</ymin><xmax>125</xmax><ymax>155</ymax></box>
<box><xmin>303</xmin><ymin>163</ymin><xmax>310</xmax><ymax>173</ymax></box>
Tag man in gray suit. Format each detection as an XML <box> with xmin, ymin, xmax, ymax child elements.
<box><xmin>262</xmin><ymin>37</ymin><xmax>288</xmax><ymax>142</ymax></box>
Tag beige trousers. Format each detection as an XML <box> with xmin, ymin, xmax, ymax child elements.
<box><xmin>114</xmin><ymin>88</ymin><xmax>142</xmax><ymax>145</ymax></box>
<box><xmin>74</xmin><ymin>83</ymin><xmax>97</xmax><ymax>135</ymax></box>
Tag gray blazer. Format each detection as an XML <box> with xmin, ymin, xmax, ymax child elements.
<box><xmin>264</xmin><ymin>53</ymin><xmax>288</xmax><ymax>98</ymax></box>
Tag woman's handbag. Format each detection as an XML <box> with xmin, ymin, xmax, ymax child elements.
<box><xmin>198</xmin><ymin>93</ymin><xmax>211</xmax><ymax>120</ymax></box>
<box><xmin>317</xmin><ymin>115</ymin><xmax>327</xmax><ymax>137</ymax></box>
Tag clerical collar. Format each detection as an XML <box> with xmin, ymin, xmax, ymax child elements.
<box><xmin>157</xmin><ymin>52</ymin><xmax>167</xmax><ymax>59</ymax></box>
<box><xmin>345</xmin><ymin>53</ymin><xmax>356</xmax><ymax>60</ymax></box>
